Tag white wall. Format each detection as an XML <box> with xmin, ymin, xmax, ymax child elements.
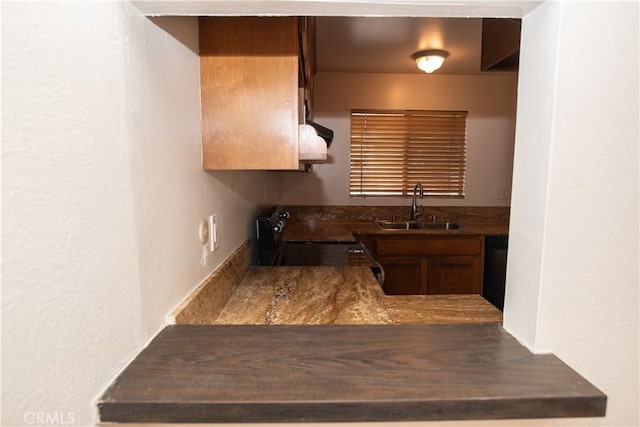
<box><xmin>1</xmin><ymin>3</ymin><xmax>279</xmax><ymax>426</ymax></box>
<box><xmin>505</xmin><ymin>1</ymin><xmax>639</xmax><ymax>427</ymax></box>
<box><xmin>502</xmin><ymin>0</ymin><xmax>560</xmax><ymax>349</ymax></box>
<box><xmin>280</xmin><ymin>72</ymin><xmax>518</xmax><ymax>206</ymax></box>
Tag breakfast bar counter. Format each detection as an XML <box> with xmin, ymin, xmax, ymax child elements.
<box><xmin>98</xmin><ymin>324</ymin><xmax>606</xmax><ymax>423</ymax></box>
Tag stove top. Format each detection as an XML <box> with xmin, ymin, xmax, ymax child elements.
<box><xmin>254</xmin><ymin>206</ymin><xmax>384</xmax><ymax>286</ymax></box>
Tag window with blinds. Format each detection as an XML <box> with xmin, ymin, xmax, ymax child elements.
<box><xmin>350</xmin><ymin>109</ymin><xmax>468</xmax><ymax>197</ymax></box>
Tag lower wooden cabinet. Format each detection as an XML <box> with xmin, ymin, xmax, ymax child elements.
<box><xmin>373</xmin><ymin>236</ymin><xmax>484</xmax><ymax>295</ymax></box>
<box><xmin>377</xmin><ymin>257</ymin><xmax>427</xmax><ymax>295</ymax></box>
<box><xmin>427</xmin><ymin>255</ymin><xmax>482</xmax><ymax>294</ymax></box>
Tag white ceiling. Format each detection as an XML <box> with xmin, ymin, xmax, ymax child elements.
<box><xmin>316</xmin><ymin>17</ymin><xmax>485</xmax><ymax>75</ymax></box>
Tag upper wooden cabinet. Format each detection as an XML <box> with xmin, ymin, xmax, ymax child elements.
<box><xmin>199</xmin><ymin>17</ymin><xmax>319</xmax><ymax>170</ymax></box>
<box><xmin>298</xmin><ymin>17</ymin><xmax>316</xmax><ymax>120</ymax></box>
<box><xmin>481</xmin><ymin>18</ymin><xmax>521</xmax><ymax>72</ymax></box>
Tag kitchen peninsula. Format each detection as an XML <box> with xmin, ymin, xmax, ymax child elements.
<box><xmin>172</xmin><ymin>205</ymin><xmax>508</xmax><ymax>326</ymax></box>
<box><xmin>98</xmin><ymin>206</ymin><xmax>606</xmax><ymax>424</ymax></box>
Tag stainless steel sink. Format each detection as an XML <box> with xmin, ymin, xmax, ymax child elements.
<box><xmin>377</xmin><ymin>221</ymin><xmax>462</xmax><ymax>230</ymax></box>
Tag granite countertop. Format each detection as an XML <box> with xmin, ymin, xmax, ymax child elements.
<box><xmin>281</xmin><ymin>205</ymin><xmax>510</xmax><ymax>241</ymax></box>
<box><xmin>172</xmin><ymin>241</ymin><xmax>503</xmax><ymax>327</ymax></box>
<box><xmin>212</xmin><ymin>266</ymin><xmax>501</xmax><ymax>326</ymax></box>
<box><xmin>383</xmin><ymin>295</ymin><xmax>503</xmax><ymax>324</ymax></box>
<box><xmin>283</xmin><ymin>219</ymin><xmax>509</xmax><ymax>242</ymax></box>
<box><xmin>214</xmin><ymin>266</ymin><xmax>392</xmax><ymax>325</ymax></box>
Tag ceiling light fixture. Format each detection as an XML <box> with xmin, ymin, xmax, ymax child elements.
<box><xmin>412</xmin><ymin>49</ymin><xmax>449</xmax><ymax>73</ymax></box>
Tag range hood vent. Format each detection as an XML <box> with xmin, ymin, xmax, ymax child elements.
<box><xmin>307</xmin><ymin>120</ymin><xmax>334</xmax><ymax>148</ymax></box>
<box><xmin>298</xmin><ymin>119</ymin><xmax>334</xmax><ymax>163</ymax></box>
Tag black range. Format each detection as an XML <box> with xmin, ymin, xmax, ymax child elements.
<box><xmin>255</xmin><ymin>206</ymin><xmax>384</xmax><ymax>286</ymax></box>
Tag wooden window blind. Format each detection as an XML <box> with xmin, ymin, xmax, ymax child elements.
<box><xmin>350</xmin><ymin>109</ymin><xmax>468</xmax><ymax>197</ymax></box>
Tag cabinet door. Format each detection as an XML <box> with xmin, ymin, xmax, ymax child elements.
<box><xmin>428</xmin><ymin>255</ymin><xmax>483</xmax><ymax>295</ymax></box>
<box><xmin>377</xmin><ymin>257</ymin><xmax>428</xmax><ymax>295</ymax></box>
<box><xmin>199</xmin><ymin>17</ymin><xmax>299</xmax><ymax>170</ymax></box>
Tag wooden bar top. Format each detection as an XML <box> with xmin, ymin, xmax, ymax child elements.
<box><xmin>98</xmin><ymin>324</ymin><xmax>606</xmax><ymax>423</ymax></box>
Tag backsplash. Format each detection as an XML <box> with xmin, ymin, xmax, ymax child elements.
<box><xmin>284</xmin><ymin>206</ymin><xmax>510</xmax><ymax>223</ymax></box>
<box><xmin>172</xmin><ymin>241</ymin><xmax>252</xmax><ymax>324</ymax></box>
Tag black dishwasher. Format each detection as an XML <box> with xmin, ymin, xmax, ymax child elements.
<box><xmin>483</xmin><ymin>235</ymin><xmax>508</xmax><ymax>311</ymax></box>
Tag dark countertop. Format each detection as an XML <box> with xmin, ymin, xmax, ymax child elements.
<box><xmin>98</xmin><ymin>324</ymin><xmax>606</xmax><ymax>423</ymax></box>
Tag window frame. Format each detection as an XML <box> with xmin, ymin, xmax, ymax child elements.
<box><xmin>349</xmin><ymin>109</ymin><xmax>468</xmax><ymax>198</ymax></box>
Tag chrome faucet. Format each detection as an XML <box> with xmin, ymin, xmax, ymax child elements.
<box><xmin>410</xmin><ymin>182</ymin><xmax>424</xmax><ymax>221</ymax></box>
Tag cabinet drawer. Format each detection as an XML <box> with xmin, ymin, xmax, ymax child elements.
<box><xmin>377</xmin><ymin>237</ymin><xmax>483</xmax><ymax>257</ymax></box>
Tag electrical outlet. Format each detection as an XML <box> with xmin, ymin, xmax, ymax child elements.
<box><xmin>208</xmin><ymin>214</ymin><xmax>219</xmax><ymax>252</ymax></box>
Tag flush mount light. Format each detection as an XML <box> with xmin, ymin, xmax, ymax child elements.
<box><xmin>412</xmin><ymin>49</ymin><xmax>449</xmax><ymax>73</ymax></box>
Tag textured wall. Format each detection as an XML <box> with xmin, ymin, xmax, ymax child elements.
<box><xmin>1</xmin><ymin>3</ymin><xmax>279</xmax><ymax>426</ymax></box>
<box><xmin>533</xmin><ymin>1</ymin><xmax>639</xmax><ymax>424</ymax></box>
<box><xmin>503</xmin><ymin>0</ymin><xmax>560</xmax><ymax>350</ymax></box>
<box><xmin>505</xmin><ymin>1</ymin><xmax>639</xmax><ymax>426</ymax></box>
